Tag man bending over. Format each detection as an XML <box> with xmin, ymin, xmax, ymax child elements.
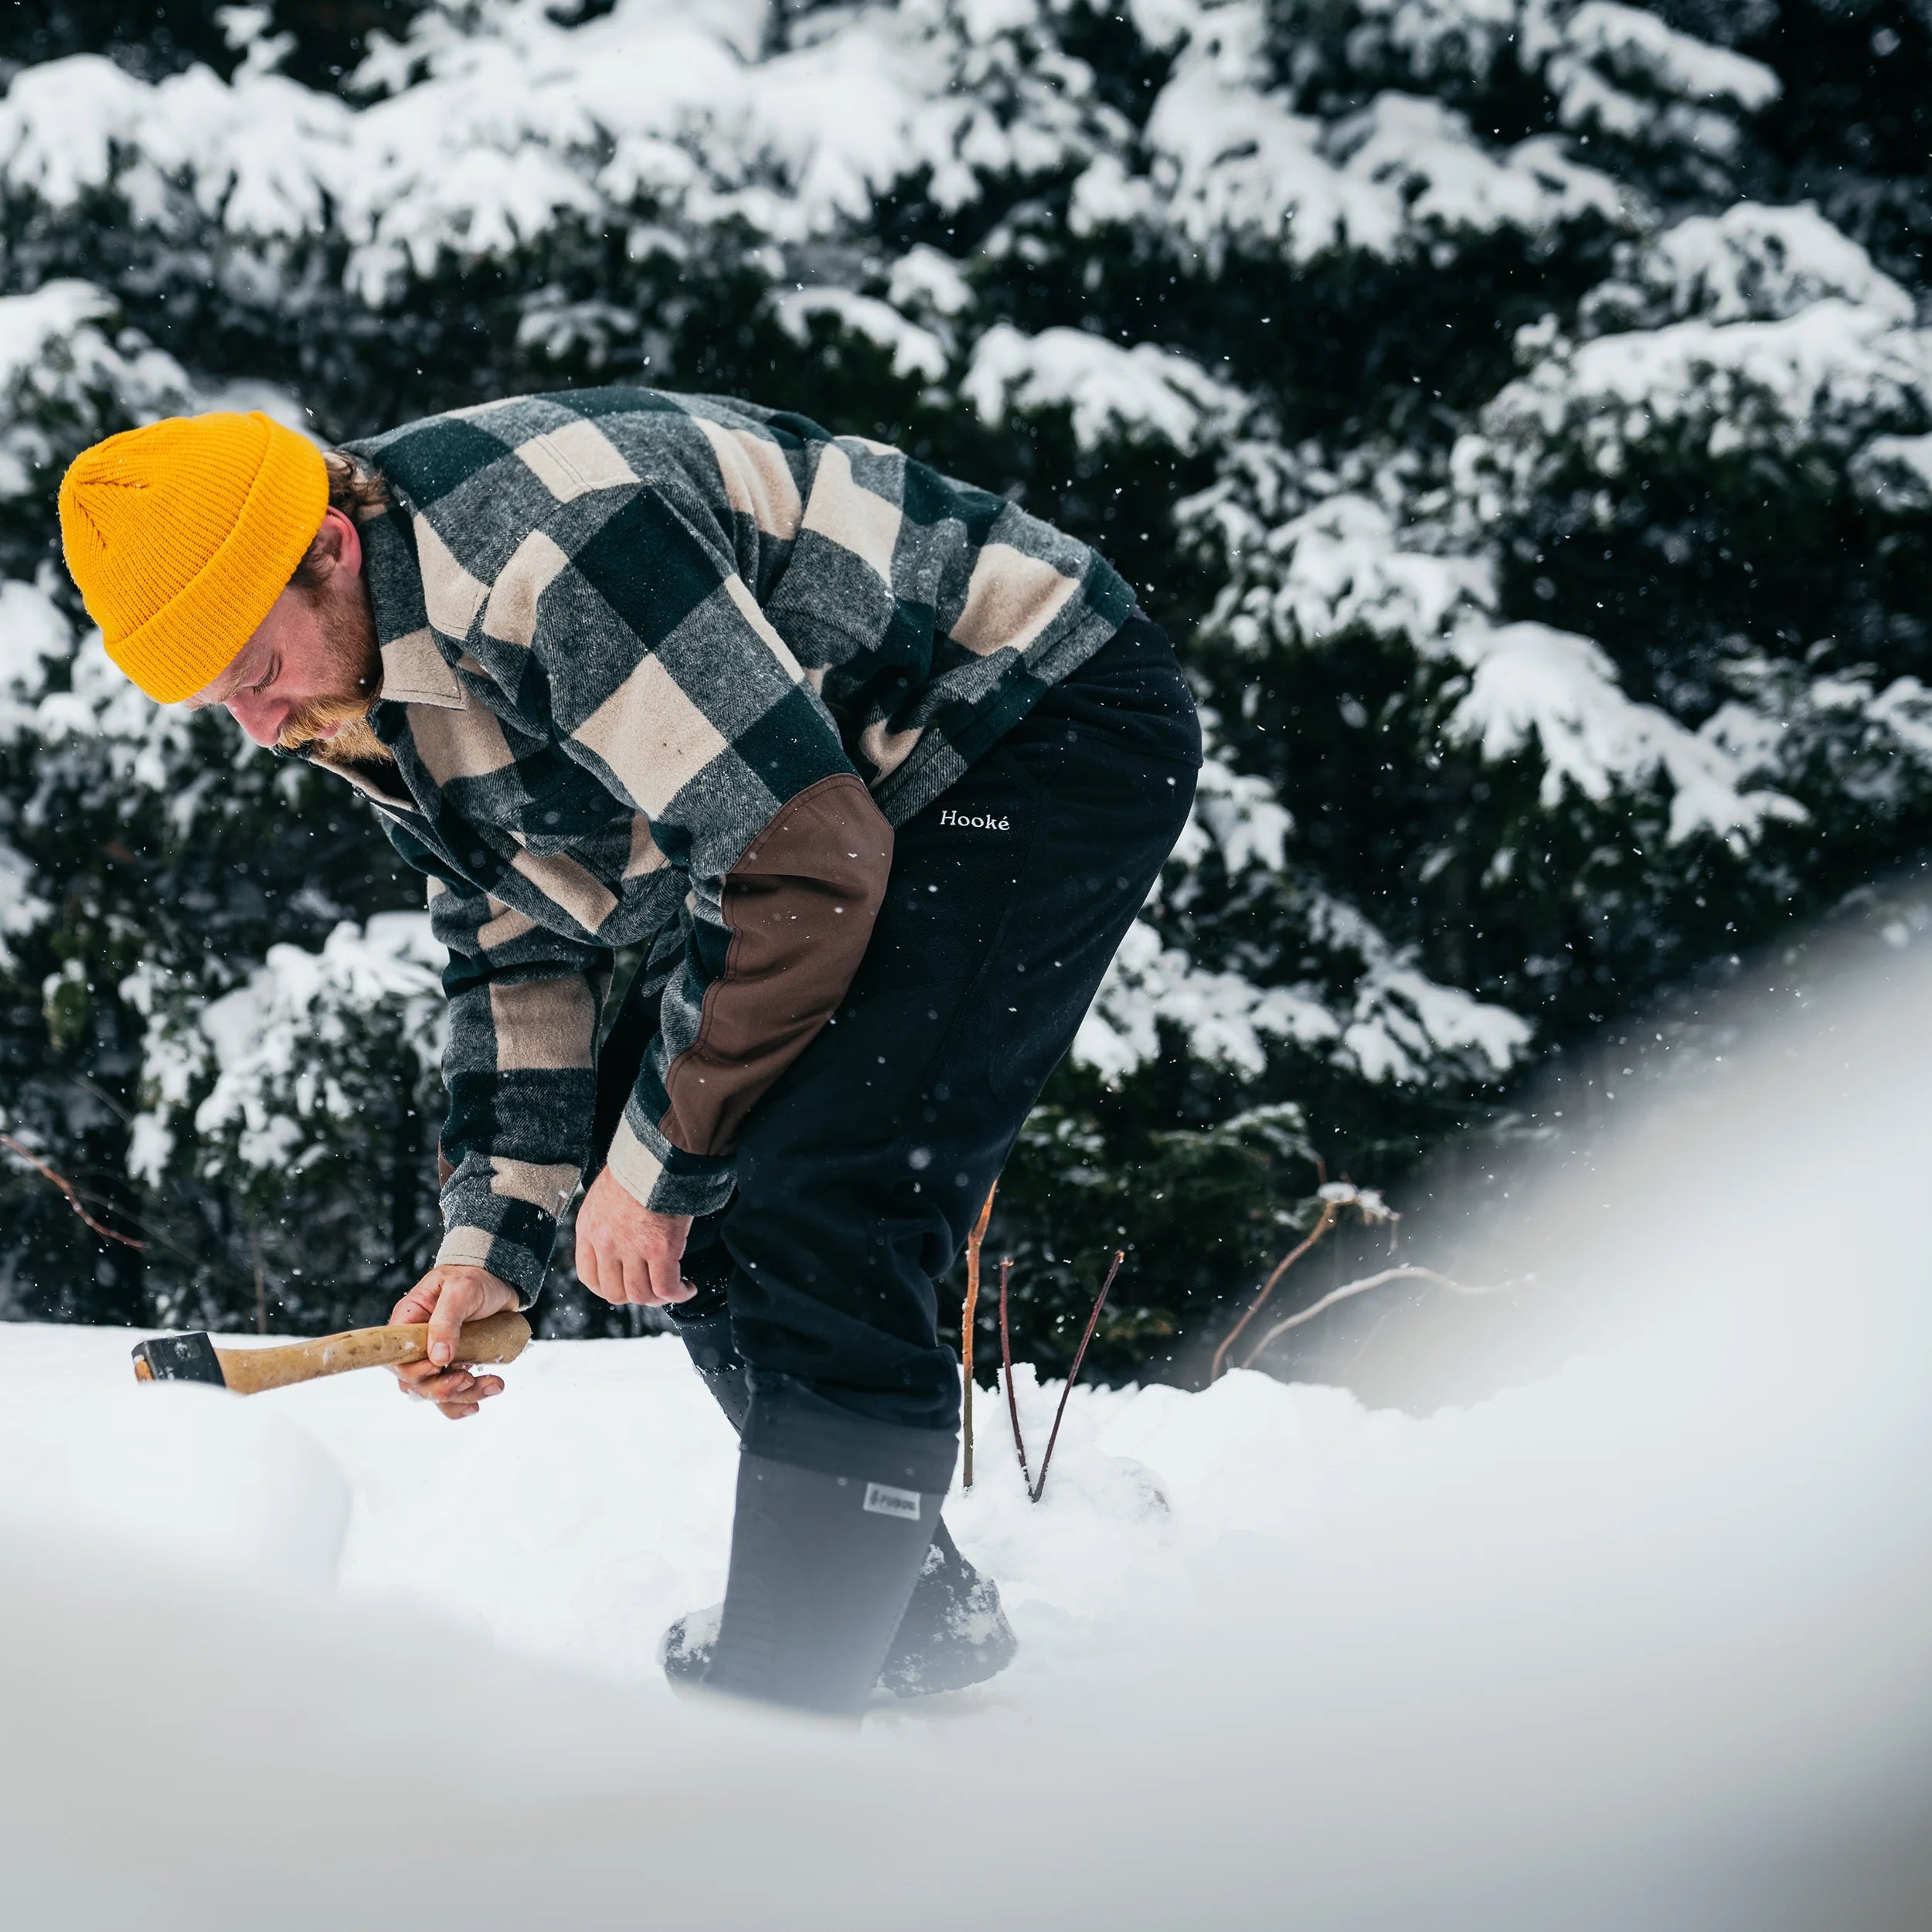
<box><xmin>59</xmin><ymin>394</ymin><xmax>1199</xmax><ymax>1716</ymax></box>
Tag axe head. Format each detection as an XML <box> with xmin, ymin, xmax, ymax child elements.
<box><xmin>131</xmin><ymin>1332</ymin><xmax>226</xmax><ymax>1386</ymax></box>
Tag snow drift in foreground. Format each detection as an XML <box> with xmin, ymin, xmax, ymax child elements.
<box><xmin>5</xmin><ymin>930</ymin><xmax>1932</xmax><ymax>1928</ymax></box>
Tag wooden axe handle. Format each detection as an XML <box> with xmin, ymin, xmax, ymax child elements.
<box><xmin>214</xmin><ymin>1311</ymin><xmax>532</xmax><ymax>1396</ymax></box>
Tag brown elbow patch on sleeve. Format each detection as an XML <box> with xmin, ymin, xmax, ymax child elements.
<box><xmin>659</xmin><ymin>774</ymin><xmax>892</xmax><ymax>1158</ymax></box>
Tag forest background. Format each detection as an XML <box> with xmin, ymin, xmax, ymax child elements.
<box><xmin>2</xmin><ymin>0</ymin><xmax>1927</xmax><ymax>1384</ymax></box>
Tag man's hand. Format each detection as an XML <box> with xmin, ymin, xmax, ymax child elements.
<box><xmin>389</xmin><ymin>1264</ymin><xmax>521</xmax><ymax>1420</ymax></box>
<box><xmin>576</xmin><ymin>1165</ymin><xmax>695</xmax><ymax>1307</ymax></box>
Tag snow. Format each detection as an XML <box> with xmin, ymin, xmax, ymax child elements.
<box><xmin>774</xmin><ymin>287</ymin><xmax>950</xmax><ymax>383</ymax></box>
<box><xmin>1330</xmin><ymin>0</ymin><xmax>1520</xmax><ymax>84</ymax></box>
<box><xmin>0</xmin><ymin>2</ymin><xmax>1104</xmax><ymax>298</ymax></box>
<box><xmin>1140</xmin><ymin>37</ymin><xmax>1627</xmax><ymax>271</ymax></box>
<box><xmin>1463</xmin><ymin>300</ymin><xmax>1932</xmax><ymax>520</ymax></box>
<box><xmin>7</xmin><ymin>1323</ymin><xmax>1381</xmax><ymax>1690</ymax></box>
<box><xmin>1345</xmin><ymin>959</ymin><xmax>1531</xmax><ymax>1081</ymax></box>
<box><xmin>884</xmin><ymin>243</ymin><xmax>975</xmax><ymax>318</ymax></box>
<box><xmin>0</xmin><ymin>1376</ymin><xmax>349</xmax><ymax>1592</ymax></box>
<box><xmin>0</xmin><ymin>282</ymin><xmax>187</xmax><ymax>499</ymax></box>
<box><xmin>0</xmin><ymin>835</ymin><xmax>44</xmax><ymax>969</ymax></box>
<box><xmin>128</xmin><ymin>914</ymin><xmax>446</xmax><ymax>1188</ymax></box>
<box><xmin>0</xmin><ymin>564</ymin><xmax>202</xmax><ymax>801</ymax></box>
<box><xmin>1775</xmin><ymin>671</ymin><xmax>1932</xmax><ymax>797</ymax></box>
<box><xmin>1560</xmin><ymin>2</ymin><xmax>1780</xmax><ymax>116</ymax></box>
<box><xmin>1076</xmin><ymin>915</ymin><xmax>1340</xmax><ymax>1080</ymax></box>
<box><xmin>1852</xmin><ymin>430</ymin><xmax>1932</xmax><ymax>512</ymax></box>
<box><xmin>1862</xmin><ymin>675</ymin><xmax>1932</xmax><ymax>764</ymax></box>
<box><xmin>1145</xmin><ymin>36</ymin><xmax>1400</xmax><ymax>267</ymax></box>
<box><xmin>7</xmin><ymin>927</ymin><xmax>1932</xmax><ymax>1925</ymax></box>
<box><xmin>0</xmin><ymin>54</ymin><xmax>355</xmax><ymax>237</ymax></box>
<box><xmin>1310</xmin><ymin>887</ymin><xmax>1536</xmax><ymax>1082</ymax></box>
<box><xmin>1330</xmin><ymin>94</ymin><xmax>1629</xmax><ymax>242</ymax></box>
<box><xmin>1586</xmin><ymin>201</ymin><xmax>1916</xmax><ymax>332</ymax></box>
<box><xmin>1543</xmin><ymin>2</ymin><xmax>1779</xmax><ymax>158</ymax></box>
<box><xmin>1077</xmin><ymin>889</ymin><xmax>1533</xmax><ymax>1087</ymax></box>
<box><xmin>0</xmin><ymin>575</ymin><xmax>72</xmax><ymax>744</ymax></box>
<box><xmin>1090</xmin><ymin>682</ymin><xmax>1538</xmax><ymax>1090</ymax></box>
<box><xmin>1445</xmin><ymin>620</ymin><xmax>1807</xmax><ymax>847</ymax></box>
<box><xmin>963</xmin><ymin>323</ymin><xmax>1246</xmax><ymax>454</ymax></box>
<box><xmin>0</xmin><ymin>56</ymin><xmax>159</xmax><ymax>210</ymax></box>
<box><xmin>1214</xmin><ymin>491</ymin><xmax>1496</xmax><ymax>655</ymax></box>
<box><xmin>1179</xmin><ymin>744</ymin><xmax>1295</xmax><ymax>875</ymax></box>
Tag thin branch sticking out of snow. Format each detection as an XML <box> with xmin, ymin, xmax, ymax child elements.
<box><xmin>1002</xmin><ymin>1248</ymin><xmax>1126</xmax><ymax>1505</ymax></box>
<box><xmin>1242</xmin><ymin>1264</ymin><xmax>1521</xmax><ymax>1370</ymax></box>
<box><xmin>1210</xmin><ymin>1179</ymin><xmax>1397</xmax><ymax>1382</ymax></box>
<box><xmin>960</xmin><ymin>1181</ymin><xmax>996</xmax><ymax>1491</ymax></box>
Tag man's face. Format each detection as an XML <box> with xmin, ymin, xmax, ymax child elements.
<box><xmin>189</xmin><ymin>507</ymin><xmax>387</xmax><ymax>764</ymax></box>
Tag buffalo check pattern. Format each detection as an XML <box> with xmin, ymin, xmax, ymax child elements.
<box><xmin>315</xmin><ymin>386</ymin><xmax>1134</xmax><ymax>1300</ymax></box>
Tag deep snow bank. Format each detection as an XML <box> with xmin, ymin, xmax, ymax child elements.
<box><xmin>0</xmin><ymin>1319</ymin><xmax>1409</xmax><ymax>1698</ymax></box>
<box><xmin>6</xmin><ymin>927</ymin><xmax>1932</xmax><ymax>1928</ymax></box>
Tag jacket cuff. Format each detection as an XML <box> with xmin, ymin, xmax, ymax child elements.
<box><xmin>435</xmin><ymin>1187</ymin><xmax>560</xmax><ymax>1308</ymax></box>
<box><xmin>606</xmin><ymin>1114</ymin><xmax>736</xmax><ymax>1219</ymax></box>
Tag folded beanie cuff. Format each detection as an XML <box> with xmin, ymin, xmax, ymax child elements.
<box><xmin>105</xmin><ymin>418</ymin><xmax>329</xmax><ymax>704</ymax></box>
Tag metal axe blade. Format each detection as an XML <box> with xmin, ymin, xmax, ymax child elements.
<box><xmin>131</xmin><ymin>1332</ymin><xmax>227</xmax><ymax>1387</ymax></box>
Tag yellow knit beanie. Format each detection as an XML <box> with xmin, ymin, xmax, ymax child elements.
<box><xmin>58</xmin><ymin>411</ymin><xmax>328</xmax><ymax>704</ymax></box>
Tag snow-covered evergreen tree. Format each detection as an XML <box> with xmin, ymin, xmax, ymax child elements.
<box><xmin>1</xmin><ymin>0</ymin><xmax>1926</xmax><ymax>1373</ymax></box>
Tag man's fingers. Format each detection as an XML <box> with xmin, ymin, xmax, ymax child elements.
<box><xmin>591</xmin><ymin>1243</ymin><xmax>633</xmax><ymax>1308</ymax></box>
<box><xmin>577</xmin><ymin>1216</ymin><xmax>699</xmax><ymax>1306</ymax></box>
<box><xmin>388</xmin><ymin>1268</ymin><xmax>515</xmax><ymax>1415</ymax></box>
<box><xmin>412</xmin><ymin>1366</ymin><xmax>483</xmax><ymax>1401</ymax></box>
<box><xmin>647</xmin><ymin>1250</ymin><xmax>692</xmax><ymax>1306</ymax></box>
<box><xmin>614</xmin><ymin>1250</ymin><xmax>647</xmax><ymax>1307</ymax></box>
<box><xmin>391</xmin><ymin>1290</ymin><xmax>436</xmax><ymax>1326</ymax></box>
<box><xmin>398</xmin><ymin>1367</ymin><xmax>473</xmax><ymax>1400</ymax></box>
<box><xmin>427</xmin><ymin>1277</ymin><xmax>473</xmax><ymax>1366</ymax></box>
<box><xmin>398</xmin><ymin>1367</ymin><xmax>505</xmax><ymax>1404</ymax></box>
<box><xmin>622</xmin><ymin>1250</ymin><xmax>656</xmax><ymax>1306</ymax></box>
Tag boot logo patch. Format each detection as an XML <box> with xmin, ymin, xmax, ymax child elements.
<box><xmin>862</xmin><ymin>1481</ymin><xmax>922</xmax><ymax>1520</ymax></box>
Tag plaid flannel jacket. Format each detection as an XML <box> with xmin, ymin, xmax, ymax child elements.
<box><xmin>319</xmin><ymin>386</ymin><xmax>1134</xmax><ymax>1300</ymax></box>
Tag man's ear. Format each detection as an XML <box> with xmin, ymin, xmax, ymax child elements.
<box><xmin>313</xmin><ymin>505</ymin><xmax>364</xmax><ymax>584</ymax></box>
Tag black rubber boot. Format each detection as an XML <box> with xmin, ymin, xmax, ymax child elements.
<box><xmin>666</xmin><ymin>1301</ymin><xmax>1017</xmax><ymax>1699</ymax></box>
<box><xmin>874</xmin><ymin>1519</ymin><xmax>1019</xmax><ymax>1695</ymax></box>
<box><xmin>700</xmin><ymin>1383</ymin><xmax>957</xmax><ymax>1719</ymax></box>
<box><xmin>662</xmin><ymin>1516</ymin><xmax>1019</xmax><ymax>1698</ymax></box>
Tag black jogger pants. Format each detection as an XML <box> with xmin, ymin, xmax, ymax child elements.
<box><xmin>590</xmin><ymin>608</ymin><xmax>1200</xmax><ymax>1436</ymax></box>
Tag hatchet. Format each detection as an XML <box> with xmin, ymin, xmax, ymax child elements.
<box><xmin>131</xmin><ymin>1311</ymin><xmax>531</xmax><ymax>1396</ymax></box>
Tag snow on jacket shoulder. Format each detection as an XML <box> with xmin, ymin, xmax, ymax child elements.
<box><xmin>317</xmin><ymin>386</ymin><xmax>1134</xmax><ymax>1300</ymax></box>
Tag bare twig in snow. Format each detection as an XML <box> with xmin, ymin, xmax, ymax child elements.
<box><xmin>961</xmin><ymin>1182</ymin><xmax>997</xmax><ymax>1488</ymax></box>
<box><xmin>999</xmin><ymin>1255</ymin><xmax>1030</xmax><ymax>1492</ymax></box>
<box><xmin>1241</xmin><ymin>1265</ymin><xmax>1518</xmax><ymax>1369</ymax></box>
<box><xmin>0</xmin><ymin>1133</ymin><xmax>147</xmax><ymax>1250</ymax></box>
<box><xmin>1029</xmin><ymin>1248</ymin><xmax>1124</xmax><ymax>1504</ymax></box>
<box><xmin>1209</xmin><ymin>1201</ymin><xmax>1338</xmax><ymax>1382</ymax></box>
<box><xmin>1209</xmin><ymin>1179</ymin><xmax>1400</xmax><ymax>1382</ymax></box>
